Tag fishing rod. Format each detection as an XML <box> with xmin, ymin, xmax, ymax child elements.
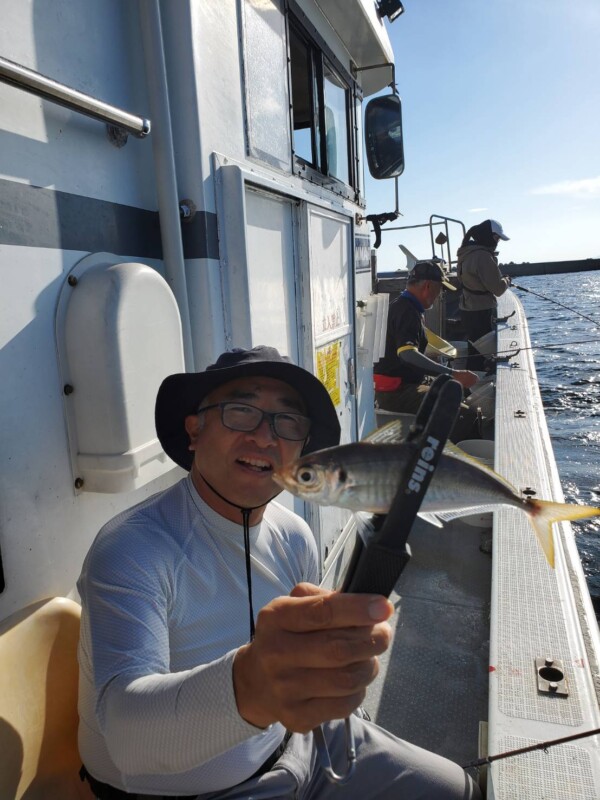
<box><xmin>448</xmin><ymin>337</ymin><xmax>600</xmax><ymax>362</ymax></box>
<box><xmin>313</xmin><ymin>376</ymin><xmax>463</xmax><ymax>785</ymax></box>
<box><xmin>512</xmin><ymin>283</ymin><xmax>600</xmax><ymax>330</ymax></box>
<box><xmin>462</xmin><ymin>726</ymin><xmax>600</xmax><ymax>770</ymax></box>
<box><xmin>447</xmin><ymin>284</ymin><xmax>600</xmax><ymax>361</ymax></box>
<box><xmin>438</xmin><ymin>337</ymin><xmax>600</xmax><ymax>364</ymax></box>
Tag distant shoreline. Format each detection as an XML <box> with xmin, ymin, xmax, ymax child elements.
<box><xmin>500</xmin><ymin>258</ymin><xmax>600</xmax><ymax>278</ymax></box>
<box><xmin>376</xmin><ymin>258</ymin><xmax>600</xmax><ymax>286</ymax></box>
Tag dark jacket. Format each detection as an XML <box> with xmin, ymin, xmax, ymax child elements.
<box><xmin>374</xmin><ymin>294</ymin><xmax>428</xmax><ymax>384</ymax></box>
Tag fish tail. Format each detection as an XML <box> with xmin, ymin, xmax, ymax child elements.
<box><xmin>527</xmin><ymin>499</ymin><xmax>600</xmax><ymax>569</ymax></box>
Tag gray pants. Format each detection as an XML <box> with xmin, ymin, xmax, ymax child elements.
<box><xmin>193</xmin><ymin>718</ymin><xmax>481</xmax><ymax>800</ymax></box>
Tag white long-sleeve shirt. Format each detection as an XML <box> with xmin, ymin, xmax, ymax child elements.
<box><xmin>77</xmin><ymin>475</ymin><xmax>318</xmax><ymax>794</ymax></box>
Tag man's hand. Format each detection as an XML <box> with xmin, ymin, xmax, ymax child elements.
<box><xmin>233</xmin><ymin>583</ymin><xmax>393</xmax><ymax>733</ymax></box>
<box><xmin>452</xmin><ymin>369</ymin><xmax>480</xmax><ymax>389</ymax></box>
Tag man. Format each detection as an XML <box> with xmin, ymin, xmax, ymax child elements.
<box><xmin>78</xmin><ymin>346</ymin><xmax>480</xmax><ymax>799</ymax></box>
<box><xmin>374</xmin><ymin>260</ymin><xmax>479</xmax><ymax>440</ymax></box>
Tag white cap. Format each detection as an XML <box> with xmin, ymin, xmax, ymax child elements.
<box><xmin>489</xmin><ymin>219</ymin><xmax>509</xmax><ymax>241</ymax></box>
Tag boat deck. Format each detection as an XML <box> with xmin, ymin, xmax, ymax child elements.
<box><xmin>488</xmin><ymin>292</ymin><xmax>600</xmax><ymax>798</ymax></box>
<box><xmin>362</xmin><ymin>517</ymin><xmax>490</xmax><ymax>772</ymax></box>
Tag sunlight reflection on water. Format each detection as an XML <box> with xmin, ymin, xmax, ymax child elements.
<box><xmin>515</xmin><ymin>271</ymin><xmax>600</xmax><ymax>603</ymax></box>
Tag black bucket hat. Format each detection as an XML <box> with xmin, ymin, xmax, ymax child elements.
<box><xmin>155</xmin><ymin>346</ymin><xmax>341</xmax><ymax>470</ymax></box>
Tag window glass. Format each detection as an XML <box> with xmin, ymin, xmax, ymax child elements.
<box><xmin>323</xmin><ymin>63</ymin><xmax>349</xmax><ymax>185</ymax></box>
<box><xmin>243</xmin><ymin>0</ymin><xmax>291</xmax><ymax>170</ymax></box>
<box><xmin>354</xmin><ymin>94</ymin><xmax>364</xmax><ymax>195</ymax></box>
<box><xmin>290</xmin><ymin>26</ymin><xmax>318</xmax><ymax>167</ymax></box>
<box><xmin>288</xmin><ymin>14</ymin><xmax>355</xmax><ymax>192</ymax></box>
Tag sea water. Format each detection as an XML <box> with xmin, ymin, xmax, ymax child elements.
<box><xmin>513</xmin><ymin>270</ymin><xmax>600</xmax><ymax>607</ymax></box>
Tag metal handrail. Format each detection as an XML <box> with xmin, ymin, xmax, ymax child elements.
<box><xmin>378</xmin><ymin>216</ymin><xmax>467</xmax><ymax>270</ymax></box>
<box><xmin>428</xmin><ymin>215</ymin><xmax>466</xmax><ymax>270</ymax></box>
<box><xmin>0</xmin><ymin>55</ymin><xmax>150</xmax><ymax>138</ymax></box>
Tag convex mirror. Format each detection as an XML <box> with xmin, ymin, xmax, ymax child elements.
<box><xmin>364</xmin><ymin>93</ymin><xmax>404</xmax><ymax>180</ymax></box>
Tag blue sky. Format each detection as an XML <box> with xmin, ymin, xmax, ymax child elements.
<box><xmin>365</xmin><ymin>0</ymin><xmax>600</xmax><ymax>270</ymax></box>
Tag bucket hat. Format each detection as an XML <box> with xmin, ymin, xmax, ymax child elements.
<box><xmin>155</xmin><ymin>346</ymin><xmax>341</xmax><ymax>470</ymax></box>
<box><xmin>408</xmin><ymin>260</ymin><xmax>456</xmax><ymax>291</ymax></box>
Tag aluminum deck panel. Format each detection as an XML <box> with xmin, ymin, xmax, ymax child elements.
<box><xmin>363</xmin><ymin>517</ymin><xmax>491</xmax><ymax>770</ymax></box>
<box><xmin>488</xmin><ymin>291</ymin><xmax>600</xmax><ymax>799</ymax></box>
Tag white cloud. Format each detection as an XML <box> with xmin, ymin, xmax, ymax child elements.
<box><xmin>468</xmin><ymin>207</ymin><xmax>488</xmax><ymax>213</ymax></box>
<box><xmin>531</xmin><ymin>176</ymin><xmax>600</xmax><ymax>197</ymax></box>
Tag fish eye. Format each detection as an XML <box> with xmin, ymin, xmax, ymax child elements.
<box><xmin>297</xmin><ymin>467</ymin><xmax>318</xmax><ymax>486</ymax></box>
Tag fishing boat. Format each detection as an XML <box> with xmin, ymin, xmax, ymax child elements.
<box><xmin>0</xmin><ymin>2</ymin><xmax>598</xmax><ymax>798</ymax></box>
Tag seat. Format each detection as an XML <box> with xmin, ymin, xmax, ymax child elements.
<box><xmin>424</xmin><ymin>327</ymin><xmax>458</xmax><ymax>361</ymax></box>
<box><xmin>0</xmin><ymin>597</ymin><xmax>93</xmax><ymax>799</ymax></box>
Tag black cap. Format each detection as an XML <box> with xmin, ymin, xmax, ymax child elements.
<box><xmin>408</xmin><ymin>260</ymin><xmax>456</xmax><ymax>290</ymax></box>
<box><xmin>155</xmin><ymin>346</ymin><xmax>341</xmax><ymax>470</ymax></box>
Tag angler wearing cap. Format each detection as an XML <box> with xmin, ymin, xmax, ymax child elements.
<box><xmin>456</xmin><ymin>219</ymin><xmax>512</xmax><ymax>343</ymax></box>
<box><xmin>77</xmin><ymin>346</ymin><xmax>480</xmax><ymax>799</ymax></box>
<box><xmin>374</xmin><ymin>261</ymin><xmax>479</xmax><ymax>440</ymax></box>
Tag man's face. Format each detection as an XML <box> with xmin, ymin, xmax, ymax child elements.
<box><xmin>423</xmin><ymin>280</ymin><xmax>442</xmax><ymax>310</ymax></box>
<box><xmin>184</xmin><ymin>376</ymin><xmax>308</xmax><ymax>520</ymax></box>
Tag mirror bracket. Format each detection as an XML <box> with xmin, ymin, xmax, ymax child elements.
<box><xmin>352</xmin><ymin>61</ymin><xmax>398</xmax><ymax>95</ymax></box>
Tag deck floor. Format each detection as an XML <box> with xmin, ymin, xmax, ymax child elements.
<box><xmin>362</xmin><ymin>517</ymin><xmax>492</xmax><ymax>770</ymax></box>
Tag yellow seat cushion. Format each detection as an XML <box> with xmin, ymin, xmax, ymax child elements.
<box><xmin>0</xmin><ymin>597</ymin><xmax>93</xmax><ymax>799</ymax></box>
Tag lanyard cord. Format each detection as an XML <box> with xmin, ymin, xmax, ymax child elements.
<box><xmin>241</xmin><ymin>507</ymin><xmax>255</xmax><ymax>640</ymax></box>
<box><xmin>197</xmin><ymin>471</ymin><xmax>279</xmax><ymax>641</ymax></box>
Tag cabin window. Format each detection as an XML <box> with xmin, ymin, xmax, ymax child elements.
<box><xmin>289</xmin><ymin>24</ymin><xmax>319</xmax><ymax>168</ymax></box>
<box><xmin>323</xmin><ymin>63</ymin><xmax>350</xmax><ymax>186</ymax></box>
<box><xmin>288</xmin><ymin>12</ymin><xmax>357</xmax><ymax>198</ymax></box>
<box><xmin>241</xmin><ymin>0</ymin><xmax>293</xmax><ymax>172</ymax></box>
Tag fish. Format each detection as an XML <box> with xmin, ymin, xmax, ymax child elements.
<box><xmin>273</xmin><ymin>421</ymin><xmax>600</xmax><ymax>569</ymax></box>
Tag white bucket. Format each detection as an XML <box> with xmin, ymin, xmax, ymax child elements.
<box><xmin>449</xmin><ymin>340</ymin><xmax>469</xmax><ymax>369</ymax></box>
<box><xmin>465</xmin><ymin>379</ymin><xmax>496</xmax><ymax>419</ymax></box>
<box><xmin>472</xmin><ymin>330</ymin><xmax>496</xmax><ymax>356</ymax></box>
<box><xmin>455</xmin><ymin>439</ymin><xmax>495</xmax><ymax>528</ymax></box>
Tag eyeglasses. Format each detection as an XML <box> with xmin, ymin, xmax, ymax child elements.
<box><xmin>197</xmin><ymin>402</ymin><xmax>311</xmax><ymax>441</ymax></box>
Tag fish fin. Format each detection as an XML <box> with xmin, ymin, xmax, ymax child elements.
<box><xmin>429</xmin><ymin>505</ymin><xmax>500</xmax><ymax>523</ymax></box>
<box><xmin>442</xmin><ymin>441</ymin><xmax>467</xmax><ymax>457</ymax></box>
<box><xmin>354</xmin><ymin>511</ymin><xmax>382</xmax><ymax>544</ymax></box>
<box><xmin>364</xmin><ymin>419</ymin><xmax>411</xmax><ymax>444</ymax></box>
<box><xmin>417</xmin><ymin>512</ymin><xmax>444</xmax><ymax>528</ymax></box>
<box><xmin>527</xmin><ymin>499</ymin><xmax>600</xmax><ymax>570</ymax></box>
<box><xmin>443</xmin><ymin>441</ymin><xmax>519</xmax><ymax>494</ymax></box>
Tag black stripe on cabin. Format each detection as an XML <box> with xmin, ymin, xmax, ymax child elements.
<box><xmin>0</xmin><ymin>177</ymin><xmax>219</xmax><ymax>260</ymax></box>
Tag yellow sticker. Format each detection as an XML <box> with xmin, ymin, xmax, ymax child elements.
<box><xmin>316</xmin><ymin>341</ymin><xmax>342</xmax><ymax>407</ymax></box>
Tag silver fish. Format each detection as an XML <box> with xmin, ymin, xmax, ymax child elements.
<box><xmin>273</xmin><ymin>422</ymin><xmax>600</xmax><ymax>568</ymax></box>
